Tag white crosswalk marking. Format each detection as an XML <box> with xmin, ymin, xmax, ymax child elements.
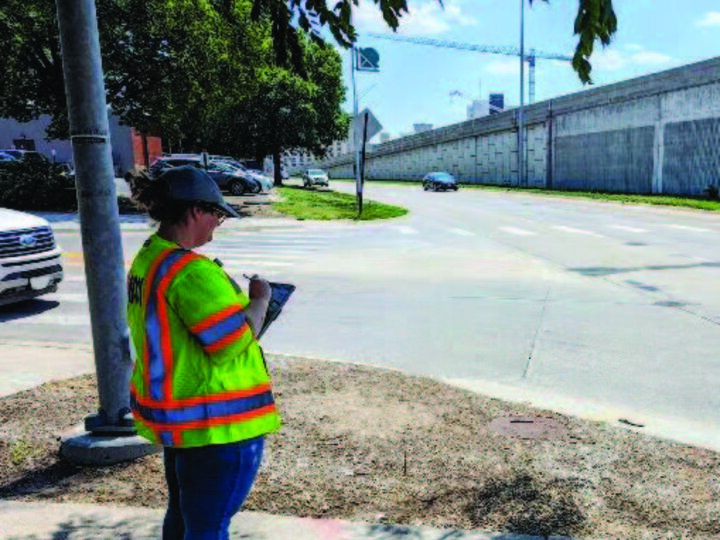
<box><xmin>2</xmin><ymin>225</ymin><xmax>346</xmax><ymax>330</ymax></box>
<box><xmin>609</xmin><ymin>224</ymin><xmax>648</xmax><ymax>233</ymax></box>
<box><xmin>45</xmin><ymin>293</ymin><xmax>88</xmax><ymax>303</ymax></box>
<box><xmin>223</xmin><ymin>260</ymin><xmax>295</xmax><ymax>267</ymax></box>
<box><xmin>449</xmin><ymin>228</ymin><xmax>475</xmax><ymax>237</ymax></box>
<box><xmin>395</xmin><ymin>226</ymin><xmax>418</xmax><ymax>235</ymax></box>
<box><xmin>6</xmin><ymin>314</ymin><xmax>90</xmax><ymax>326</ymax></box>
<box><xmin>665</xmin><ymin>224</ymin><xmax>711</xmax><ymax>233</ymax></box>
<box><xmin>553</xmin><ymin>225</ymin><xmax>604</xmax><ymax>237</ymax></box>
<box><xmin>499</xmin><ymin>226</ymin><xmax>536</xmax><ymax>236</ymax></box>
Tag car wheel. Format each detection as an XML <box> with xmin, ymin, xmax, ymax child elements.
<box><xmin>423</xmin><ymin>183</ymin><xmax>429</xmax><ymax>191</ymax></box>
<box><xmin>229</xmin><ymin>180</ymin><xmax>245</xmax><ymax>196</ymax></box>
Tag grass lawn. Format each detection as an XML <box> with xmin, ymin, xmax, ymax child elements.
<box><xmin>331</xmin><ymin>178</ymin><xmax>720</xmax><ymax>211</ymax></box>
<box><xmin>273</xmin><ymin>185</ymin><xmax>408</xmax><ymax>221</ymax></box>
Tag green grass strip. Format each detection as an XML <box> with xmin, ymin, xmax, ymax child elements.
<box><xmin>273</xmin><ymin>186</ymin><xmax>408</xmax><ymax>221</ymax></box>
<box><xmin>331</xmin><ymin>178</ymin><xmax>720</xmax><ymax>211</ymax></box>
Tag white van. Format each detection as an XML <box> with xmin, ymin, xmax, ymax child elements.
<box><xmin>0</xmin><ymin>208</ymin><xmax>64</xmax><ymax>305</ymax></box>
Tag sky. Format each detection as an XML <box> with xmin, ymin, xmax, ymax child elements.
<box><xmin>328</xmin><ymin>0</ymin><xmax>720</xmax><ymax>138</ymax></box>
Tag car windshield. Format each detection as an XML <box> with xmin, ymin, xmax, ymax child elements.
<box><xmin>432</xmin><ymin>173</ymin><xmax>455</xmax><ymax>182</ymax></box>
<box><xmin>211</xmin><ymin>162</ymin><xmax>236</xmax><ymax>172</ymax></box>
<box><xmin>308</xmin><ymin>169</ymin><xmax>325</xmax><ymax>175</ymax></box>
<box><xmin>167</xmin><ymin>159</ymin><xmax>201</xmax><ymax>167</ymax></box>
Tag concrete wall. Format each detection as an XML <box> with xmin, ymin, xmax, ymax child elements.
<box><xmin>324</xmin><ymin>56</ymin><xmax>720</xmax><ymax>196</ymax></box>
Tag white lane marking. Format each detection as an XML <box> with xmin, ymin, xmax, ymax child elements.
<box><xmin>449</xmin><ymin>228</ymin><xmax>475</xmax><ymax>237</ymax></box>
<box><xmin>553</xmin><ymin>225</ymin><xmax>604</xmax><ymax>238</ymax></box>
<box><xmin>665</xmin><ymin>224</ymin><xmax>712</xmax><ymax>233</ymax></box>
<box><xmin>499</xmin><ymin>226</ymin><xmax>536</xmax><ymax>236</ymax></box>
<box><xmin>395</xmin><ymin>226</ymin><xmax>418</xmax><ymax>235</ymax></box>
<box><xmin>62</xmin><ymin>275</ymin><xmax>86</xmax><ymax>283</ymax></box>
<box><xmin>609</xmin><ymin>224</ymin><xmax>648</xmax><ymax>233</ymax></box>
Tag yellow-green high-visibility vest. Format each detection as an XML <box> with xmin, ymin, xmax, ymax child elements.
<box><xmin>127</xmin><ymin>234</ymin><xmax>281</xmax><ymax>448</ymax></box>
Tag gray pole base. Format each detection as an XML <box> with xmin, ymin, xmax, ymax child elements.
<box><xmin>60</xmin><ymin>425</ymin><xmax>161</xmax><ymax>466</ymax></box>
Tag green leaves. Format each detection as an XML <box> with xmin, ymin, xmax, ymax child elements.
<box><xmin>571</xmin><ymin>0</ymin><xmax>618</xmax><ymax>84</ymax></box>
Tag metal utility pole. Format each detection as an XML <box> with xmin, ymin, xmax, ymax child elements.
<box><xmin>518</xmin><ymin>0</ymin><xmax>525</xmax><ymax>187</ymax></box>
<box><xmin>55</xmin><ymin>0</ymin><xmax>133</xmax><ymax>434</ymax></box>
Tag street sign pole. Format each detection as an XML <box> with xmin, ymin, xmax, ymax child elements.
<box><xmin>359</xmin><ymin>112</ymin><xmax>369</xmax><ymax>216</ymax></box>
<box><xmin>351</xmin><ymin>45</ymin><xmax>361</xmax><ymax>212</ymax></box>
<box><xmin>55</xmin><ymin>0</ymin><xmax>133</xmax><ymax>434</ymax></box>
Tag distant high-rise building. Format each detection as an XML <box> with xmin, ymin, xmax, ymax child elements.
<box><xmin>380</xmin><ymin>132</ymin><xmax>391</xmax><ymax>143</ymax></box>
<box><xmin>489</xmin><ymin>93</ymin><xmax>505</xmax><ymax>115</ymax></box>
<box><xmin>413</xmin><ymin>123</ymin><xmax>433</xmax><ymax>133</ymax></box>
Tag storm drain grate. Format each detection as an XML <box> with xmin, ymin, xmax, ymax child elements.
<box><xmin>489</xmin><ymin>416</ymin><xmax>567</xmax><ymax>440</ymax></box>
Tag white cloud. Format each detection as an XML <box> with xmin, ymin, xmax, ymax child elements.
<box><xmin>696</xmin><ymin>12</ymin><xmax>720</xmax><ymax>27</ymax></box>
<box><xmin>485</xmin><ymin>59</ymin><xmax>521</xmax><ymax>76</ymax></box>
<box><xmin>592</xmin><ymin>46</ymin><xmax>672</xmax><ymax>72</ymax></box>
<box><xmin>630</xmin><ymin>51</ymin><xmax>673</xmax><ymax>65</ymax></box>
<box><xmin>354</xmin><ymin>0</ymin><xmax>477</xmax><ymax>36</ymax></box>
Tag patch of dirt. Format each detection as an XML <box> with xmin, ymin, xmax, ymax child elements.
<box><xmin>217</xmin><ymin>191</ymin><xmax>284</xmax><ymax>219</ymax></box>
<box><xmin>1</xmin><ymin>357</ymin><xmax>720</xmax><ymax>539</ymax></box>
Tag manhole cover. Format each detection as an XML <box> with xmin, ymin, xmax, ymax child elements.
<box><xmin>489</xmin><ymin>416</ymin><xmax>567</xmax><ymax>440</ymax></box>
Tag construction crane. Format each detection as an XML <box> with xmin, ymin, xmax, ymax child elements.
<box><xmin>365</xmin><ymin>32</ymin><xmax>573</xmax><ymax>104</ymax></box>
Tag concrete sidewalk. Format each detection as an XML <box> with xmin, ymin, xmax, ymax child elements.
<box><xmin>0</xmin><ymin>501</ymin><xmax>569</xmax><ymax>539</ymax></box>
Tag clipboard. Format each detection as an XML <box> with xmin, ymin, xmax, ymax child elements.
<box><xmin>257</xmin><ymin>281</ymin><xmax>296</xmax><ymax>339</ymax></box>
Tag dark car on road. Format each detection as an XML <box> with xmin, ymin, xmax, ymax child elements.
<box><xmin>422</xmin><ymin>172</ymin><xmax>459</xmax><ymax>192</ymax></box>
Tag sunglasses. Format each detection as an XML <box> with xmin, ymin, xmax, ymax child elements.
<box><xmin>197</xmin><ymin>203</ymin><xmax>227</xmax><ymax>224</ymax></box>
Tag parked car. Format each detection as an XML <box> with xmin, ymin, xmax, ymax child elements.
<box><xmin>0</xmin><ymin>150</ymin><xmax>48</xmax><ymax>164</ymax></box>
<box><xmin>149</xmin><ymin>156</ymin><xmax>205</xmax><ymax>178</ymax></box>
<box><xmin>0</xmin><ymin>209</ymin><xmax>64</xmax><ymax>306</ymax></box>
<box><xmin>0</xmin><ymin>152</ymin><xmax>17</xmax><ymax>163</ymax></box>
<box><xmin>206</xmin><ymin>162</ymin><xmax>260</xmax><ymax>195</ymax></box>
<box><xmin>422</xmin><ymin>172</ymin><xmax>459</xmax><ymax>192</ymax></box>
<box><xmin>210</xmin><ymin>160</ymin><xmax>272</xmax><ymax>192</ymax></box>
<box><xmin>302</xmin><ymin>169</ymin><xmax>329</xmax><ymax>188</ymax></box>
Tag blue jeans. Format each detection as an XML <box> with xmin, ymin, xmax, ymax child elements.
<box><xmin>162</xmin><ymin>437</ymin><xmax>264</xmax><ymax>540</ymax></box>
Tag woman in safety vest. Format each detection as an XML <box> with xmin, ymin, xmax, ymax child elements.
<box><xmin>126</xmin><ymin>165</ymin><xmax>281</xmax><ymax>539</ymax></box>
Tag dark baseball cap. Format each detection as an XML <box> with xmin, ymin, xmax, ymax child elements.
<box><xmin>158</xmin><ymin>165</ymin><xmax>240</xmax><ymax>218</ymax></box>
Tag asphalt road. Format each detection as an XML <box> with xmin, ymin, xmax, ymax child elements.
<box><xmin>3</xmin><ymin>182</ymin><xmax>720</xmax><ymax>448</ymax></box>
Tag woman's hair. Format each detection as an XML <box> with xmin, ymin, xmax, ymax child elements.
<box><xmin>125</xmin><ymin>167</ymin><xmax>194</xmax><ymax>224</ymax></box>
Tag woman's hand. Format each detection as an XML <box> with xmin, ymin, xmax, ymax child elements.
<box><xmin>248</xmin><ymin>276</ymin><xmax>271</xmax><ymax>303</ymax></box>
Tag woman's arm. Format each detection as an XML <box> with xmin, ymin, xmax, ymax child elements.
<box><xmin>244</xmin><ymin>277</ymin><xmax>271</xmax><ymax>338</ymax></box>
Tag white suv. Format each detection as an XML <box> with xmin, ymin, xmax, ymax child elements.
<box><xmin>0</xmin><ymin>209</ymin><xmax>64</xmax><ymax>306</ymax></box>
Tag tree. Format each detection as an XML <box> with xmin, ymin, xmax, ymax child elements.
<box><xmin>203</xmin><ymin>33</ymin><xmax>350</xmax><ymax>185</ymax></box>
<box><xmin>0</xmin><ymin>0</ymin><xmax>260</xmax><ymax>143</ymax></box>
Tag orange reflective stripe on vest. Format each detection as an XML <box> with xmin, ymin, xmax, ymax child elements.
<box><xmin>144</xmin><ymin>248</ymin><xmax>198</xmax><ymax>403</ymax></box>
